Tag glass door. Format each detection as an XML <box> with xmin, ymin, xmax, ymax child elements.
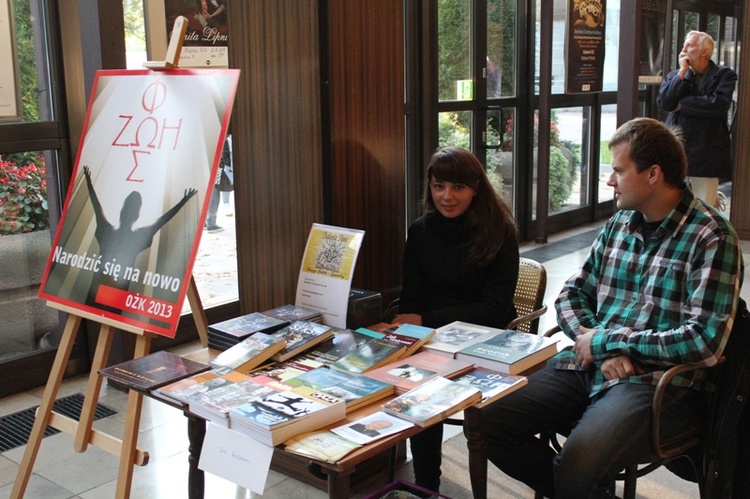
<box><xmin>434</xmin><ymin>0</ymin><xmax>522</xmax><ymax>213</ymax></box>
<box><xmin>0</xmin><ymin>0</ymin><xmax>80</xmax><ymax>396</ymax></box>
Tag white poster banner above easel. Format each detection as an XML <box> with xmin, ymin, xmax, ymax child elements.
<box><xmin>295</xmin><ymin>224</ymin><xmax>365</xmax><ymax>328</ymax></box>
<box><xmin>164</xmin><ymin>0</ymin><xmax>228</xmax><ymax>68</ymax></box>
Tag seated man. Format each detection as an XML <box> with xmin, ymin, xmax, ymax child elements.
<box><xmin>480</xmin><ymin>117</ymin><xmax>744</xmax><ymax>498</ymax></box>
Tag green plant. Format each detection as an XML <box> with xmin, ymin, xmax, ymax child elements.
<box><xmin>0</xmin><ymin>153</ymin><xmax>49</xmax><ymax>235</ymax></box>
<box><xmin>549</xmin><ymin>147</ymin><xmax>573</xmax><ymax>211</ymax></box>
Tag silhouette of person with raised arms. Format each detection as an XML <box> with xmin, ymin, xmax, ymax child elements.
<box><xmin>82</xmin><ymin>165</ymin><xmax>198</xmax><ymax>311</ymax></box>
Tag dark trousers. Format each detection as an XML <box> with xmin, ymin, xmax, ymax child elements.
<box><xmin>409</xmin><ymin>423</ymin><xmax>443</xmax><ymax>492</ymax></box>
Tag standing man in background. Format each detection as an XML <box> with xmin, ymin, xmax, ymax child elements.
<box><xmin>657</xmin><ymin>30</ymin><xmax>737</xmax><ymax>210</ymax></box>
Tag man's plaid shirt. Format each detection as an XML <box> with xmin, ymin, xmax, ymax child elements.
<box><xmin>554</xmin><ymin>189</ymin><xmax>744</xmax><ymax>397</ymax></box>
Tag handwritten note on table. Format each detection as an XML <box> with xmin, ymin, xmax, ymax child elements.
<box><xmin>199</xmin><ymin>422</ymin><xmax>274</xmax><ymax>494</ymax></box>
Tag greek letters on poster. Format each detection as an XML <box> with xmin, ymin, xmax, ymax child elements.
<box><xmin>39</xmin><ymin>69</ymin><xmax>239</xmax><ymax>337</ymax></box>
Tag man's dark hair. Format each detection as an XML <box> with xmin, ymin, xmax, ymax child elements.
<box><xmin>608</xmin><ymin>117</ymin><xmax>687</xmax><ymax>188</ymax></box>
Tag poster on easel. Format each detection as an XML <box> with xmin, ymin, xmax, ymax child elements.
<box><xmin>38</xmin><ymin>68</ymin><xmax>240</xmax><ymax>338</ymax></box>
<box><xmin>295</xmin><ymin>224</ymin><xmax>365</xmax><ymax>328</ymax></box>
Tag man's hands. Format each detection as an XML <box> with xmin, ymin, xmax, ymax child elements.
<box><xmin>601</xmin><ymin>355</ymin><xmax>644</xmax><ymax>380</ymax></box>
<box><xmin>678</xmin><ymin>53</ymin><xmax>690</xmax><ymax>79</ymax></box>
<box><xmin>573</xmin><ymin>326</ymin><xmax>643</xmax><ymax>379</ymax></box>
<box><xmin>573</xmin><ymin>325</ymin><xmax>597</xmax><ymax>369</ymax></box>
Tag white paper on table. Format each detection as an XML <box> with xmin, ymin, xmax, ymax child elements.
<box><xmin>295</xmin><ymin>223</ymin><xmax>365</xmax><ymax>327</ymax></box>
<box><xmin>198</xmin><ymin>422</ymin><xmax>274</xmax><ymax>494</ymax></box>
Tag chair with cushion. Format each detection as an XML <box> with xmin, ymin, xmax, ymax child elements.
<box><xmin>456</xmin><ymin>257</ymin><xmax>548</xmax><ymax>499</ymax></box>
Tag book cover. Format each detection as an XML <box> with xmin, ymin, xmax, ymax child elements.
<box><xmin>270</xmin><ymin>320</ymin><xmax>335</xmax><ymax>362</ymax></box>
<box><xmin>98</xmin><ymin>350</ymin><xmax>211</xmax><ymax>391</ymax></box>
<box><xmin>168</xmin><ymin>369</ymin><xmax>248</xmax><ymax>405</ymax></box>
<box><xmin>330</xmin><ymin>337</ymin><xmax>406</xmax><ymax>374</ymax></box>
<box><xmin>208</xmin><ymin>332</ymin><xmax>286</xmax><ymax>373</ymax></box>
<box><xmin>455</xmin><ymin>330</ymin><xmax>559</xmax><ymax>374</ymax></box>
<box><xmin>208</xmin><ymin>312</ymin><xmax>289</xmax><ymax>340</ymax></box>
<box><xmin>392</xmin><ymin>323</ymin><xmax>436</xmax><ymax>341</ymax></box>
<box><xmin>248</xmin><ymin>358</ymin><xmax>324</xmax><ymax>391</ymax></box>
<box><xmin>381</xmin><ymin>376</ymin><xmax>482</xmax><ymax>427</ymax></box>
<box><xmin>187</xmin><ymin>379</ymin><xmax>280</xmax><ymax>424</ymax></box>
<box><xmin>285</xmin><ymin>366</ymin><xmax>394</xmax><ymax>409</ymax></box>
<box><xmin>153</xmin><ymin>369</ymin><xmax>222</xmax><ymax>406</ymax></box>
<box><xmin>390</xmin><ymin>323</ymin><xmax>437</xmax><ymax>357</ymax></box>
<box><xmin>256</xmin><ymin>385</ymin><xmax>342</xmax><ymax>419</ymax></box>
<box><xmin>330</xmin><ymin>411</ymin><xmax>414</xmax><ymax>445</ymax></box>
<box><xmin>283</xmin><ymin>430</ymin><xmax>362</xmax><ymax>463</ymax></box>
<box><xmin>422</xmin><ymin>321</ymin><xmax>496</xmax><ymax>357</ymax></box>
<box><xmin>229</xmin><ymin>384</ymin><xmax>347</xmax><ymax>446</ymax></box>
<box><xmin>262</xmin><ymin>304</ymin><xmax>323</xmax><ymax>323</ymax></box>
<box><xmin>301</xmin><ymin>328</ymin><xmax>384</xmax><ymax>365</ymax></box>
<box><xmin>363</xmin><ymin>350</ymin><xmax>475</xmax><ymax>393</ymax></box>
<box><xmin>452</xmin><ymin>368</ymin><xmax>528</xmax><ymax>408</ymax></box>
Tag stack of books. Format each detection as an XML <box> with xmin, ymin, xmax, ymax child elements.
<box><xmin>364</xmin><ymin>350</ymin><xmax>475</xmax><ymax>394</ymax></box>
<box><xmin>381</xmin><ymin>376</ymin><xmax>482</xmax><ymax>427</ymax></box>
<box><xmin>186</xmin><ymin>375</ymin><xmax>280</xmax><ymax>426</ymax></box>
<box><xmin>269</xmin><ymin>320</ymin><xmax>335</xmax><ymax>362</ymax></box>
<box><xmin>379</xmin><ymin>323</ymin><xmax>436</xmax><ymax>359</ymax></box>
<box><xmin>98</xmin><ymin>350</ymin><xmax>211</xmax><ymax>392</ymax></box>
<box><xmin>208</xmin><ymin>332</ymin><xmax>287</xmax><ymax>373</ymax></box>
<box><xmin>455</xmin><ymin>329</ymin><xmax>559</xmax><ymax>374</ymax></box>
<box><xmin>421</xmin><ymin>321</ymin><xmax>496</xmax><ymax>358</ymax></box>
<box><xmin>207</xmin><ymin>312</ymin><xmax>290</xmax><ymax>351</ymax></box>
<box><xmin>330</xmin><ymin>335</ymin><xmax>406</xmax><ymax>374</ymax></box>
<box><xmin>285</xmin><ymin>366</ymin><xmax>394</xmax><ymax>411</ymax></box>
<box><xmin>298</xmin><ymin>327</ymin><xmax>384</xmax><ymax>366</ymax></box>
<box><xmin>452</xmin><ymin>367</ymin><xmax>528</xmax><ymax>408</ymax></box>
<box><xmin>262</xmin><ymin>304</ymin><xmax>323</xmax><ymax>324</ymax></box>
<box><xmin>228</xmin><ymin>385</ymin><xmax>346</xmax><ymax>446</ymax></box>
<box><xmin>246</xmin><ymin>357</ymin><xmax>325</xmax><ymax>391</ymax></box>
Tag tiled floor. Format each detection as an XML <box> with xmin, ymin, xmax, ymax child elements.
<box><xmin>1</xmin><ymin>218</ymin><xmax>748</xmax><ymax>499</ymax></box>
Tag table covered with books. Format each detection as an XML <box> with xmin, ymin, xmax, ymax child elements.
<box><xmin>100</xmin><ymin>305</ymin><xmax>559</xmax><ymax>499</ymax></box>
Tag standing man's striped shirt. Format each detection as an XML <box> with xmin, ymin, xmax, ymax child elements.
<box><xmin>554</xmin><ymin>188</ymin><xmax>743</xmax><ymax>397</ymax></box>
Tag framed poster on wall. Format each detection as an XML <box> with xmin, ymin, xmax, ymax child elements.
<box><xmin>0</xmin><ymin>0</ymin><xmax>21</xmax><ymax>121</ymax></box>
<box><xmin>564</xmin><ymin>0</ymin><xmax>606</xmax><ymax>94</ymax></box>
<box><xmin>38</xmin><ymin>69</ymin><xmax>240</xmax><ymax>338</ymax></box>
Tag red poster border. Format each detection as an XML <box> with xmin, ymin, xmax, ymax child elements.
<box><xmin>38</xmin><ymin>68</ymin><xmax>240</xmax><ymax>338</ymax></box>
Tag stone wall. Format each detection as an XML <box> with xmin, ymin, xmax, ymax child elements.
<box><xmin>0</xmin><ymin>230</ymin><xmax>59</xmax><ymax>358</ymax></box>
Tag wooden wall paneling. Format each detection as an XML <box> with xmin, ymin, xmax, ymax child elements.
<box><xmin>229</xmin><ymin>1</ymin><xmax>325</xmax><ymax>312</ymax></box>
<box><xmin>327</xmin><ymin>0</ymin><xmax>407</xmax><ymax>307</ymax></box>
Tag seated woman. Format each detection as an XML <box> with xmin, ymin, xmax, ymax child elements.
<box><xmin>393</xmin><ymin>146</ymin><xmax>519</xmax><ymax>492</ymax></box>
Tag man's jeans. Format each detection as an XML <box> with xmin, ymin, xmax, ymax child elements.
<box><xmin>480</xmin><ymin>361</ymin><xmax>701</xmax><ymax>498</ymax></box>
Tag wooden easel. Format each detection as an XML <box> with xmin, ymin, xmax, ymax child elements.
<box><xmin>10</xmin><ymin>17</ymin><xmax>207</xmax><ymax>499</ymax></box>
<box><xmin>10</xmin><ymin>277</ymin><xmax>208</xmax><ymax>499</ymax></box>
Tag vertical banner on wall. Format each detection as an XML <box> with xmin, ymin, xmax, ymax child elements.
<box><xmin>295</xmin><ymin>224</ymin><xmax>365</xmax><ymax>328</ymax></box>
<box><xmin>639</xmin><ymin>0</ymin><xmax>667</xmax><ymax>84</ymax></box>
<box><xmin>38</xmin><ymin>69</ymin><xmax>240</xmax><ymax>338</ymax></box>
<box><xmin>164</xmin><ymin>0</ymin><xmax>228</xmax><ymax>68</ymax></box>
<box><xmin>564</xmin><ymin>0</ymin><xmax>606</xmax><ymax>93</ymax></box>
<box><xmin>0</xmin><ymin>0</ymin><xmax>21</xmax><ymax>121</ymax></box>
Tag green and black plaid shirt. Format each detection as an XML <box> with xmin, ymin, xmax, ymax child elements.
<box><xmin>554</xmin><ymin>189</ymin><xmax>744</xmax><ymax>397</ymax></box>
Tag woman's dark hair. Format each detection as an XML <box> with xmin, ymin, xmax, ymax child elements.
<box><xmin>421</xmin><ymin>146</ymin><xmax>517</xmax><ymax>265</ymax></box>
